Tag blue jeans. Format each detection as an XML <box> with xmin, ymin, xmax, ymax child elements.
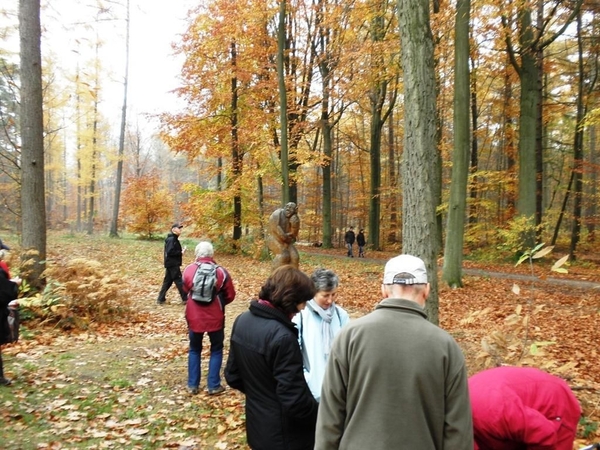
<box><xmin>188</xmin><ymin>328</ymin><xmax>224</xmax><ymax>390</ymax></box>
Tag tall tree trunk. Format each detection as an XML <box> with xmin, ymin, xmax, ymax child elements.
<box><xmin>469</xmin><ymin>55</ymin><xmax>478</xmax><ymax>225</ymax></box>
<box><xmin>231</xmin><ymin>41</ymin><xmax>242</xmax><ymax>242</ymax></box>
<box><xmin>516</xmin><ymin>7</ymin><xmax>538</xmax><ymax>248</ymax></box>
<box><xmin>19</xmin><ymin>0</ymin><xmax>46</xmax><ymax>289</ymax></box>
<box><xmin>316</xmin><ymin>0</ymin><xmax>333</xmax><ymax>249</ymax></box>
<box><xmin>501</xmin><ymin>55</ymin><xmax>516</xmax><ymax>223</ymax></box>
<box><xmin>87</xmin><ymin>100</ymin><xmax>97</xmax><ymax>235</ymax></box>
<box><xmin>443</xmin><ymin>0</ymin><xmax>470</xmax><ymax>288</ymax></box>
<box><xmin>321</xmin><ymin>104</ymin><xmax>333</xmax><ymax>249</ymax></box>
<box><xmin>110</xmin><ymin>0</ymin><xmax>130</xmax><ymax>238</ymax></box>
<box><xmin>369</xmin><ymin>102</ymin><xmax>383</xmax><ymax>251</ymax></box>
<box><xmin>503</xmin><ymin>0</ymin><xmax>583</xmax><ymax>248</ymax></box>
<box><xmin>387</xmin><ymin>101</ymin><xmax>398</xmax><ymax>245</ymax></box>
<box><xmin>368</xmin><ymin>9</ymin><xmax>386</xmax><ymax>252</ymax></box>
<box><xmin>569</xmin><ymin>11</ymin><xmax>585</xmax><ymax>260</ymax></box>
<box><xmin>586</xmin><ymin>125</ymin><xmax>597</xmax><ymax>241</ymax></box>
<box><xmin>277</xmin><ymin>0</ymin><xmax>289</xmax><ymax>205</ymax></box>
<box><xmin>398</xmin><ymin>0</ymin><xmax>439</xmax><ymax>324</ymax></box>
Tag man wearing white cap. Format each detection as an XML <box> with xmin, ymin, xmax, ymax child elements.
<box><xmin>315</xmin><ymin>254</ymin><xmax>473</xmax><ymax>450</ymax></box>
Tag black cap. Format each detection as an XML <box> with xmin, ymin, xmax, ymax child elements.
<box><xmin>171</xmin><ymin>223</ymin><xmax>183</xmax><ymax>229</ymax></box>
<box><xmin>0</xmin><ymin>239</ymin><xmax>10</xmax><ymax>251</ymax></box>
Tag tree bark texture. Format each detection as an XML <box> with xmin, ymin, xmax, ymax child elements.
<box><xmin>19</xmin><ymin>0</ymin><xmax>47</xmax><ymax>288</ymax></box>
<box><xmin>397</xmin><ymin>0</ymin><xmax>439</xmax><ymax>324</ymax></box>
<box><xmin>443</xmin><ymin>0</ymin><xmax>471</xmax><ymax>288</ymax></box>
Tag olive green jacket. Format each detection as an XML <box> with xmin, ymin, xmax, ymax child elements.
<box><xmin>315</xmin><ymin>298</ymin><xmax>473</xmax><ymax>450</ymax></box>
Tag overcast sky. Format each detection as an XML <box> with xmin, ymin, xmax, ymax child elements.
<box><xmin>2</xmin><ymin>0</ymin><xmax>197</xmax><ymax>136</ymax></box>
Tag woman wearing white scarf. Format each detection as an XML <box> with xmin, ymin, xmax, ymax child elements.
<box><xmin>292</xmin><ymin>268</ymin><xmax>350</xmax><ymax>402</ymax></box>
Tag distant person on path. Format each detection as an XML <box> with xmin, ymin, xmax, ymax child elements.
<box><xmin>315</xmin><ymin>254</ymin><xmax>473</xmax><ymax>450</ymax></box>
<box><xmin>0</xmin><ymin>241</ymin><xmax>21</xmax><ymax>386</ymax></box>
<box><xmin>156</xmin><ymin>223</ymin><xmax>187</xmax><ymax>305</ymax></box>
<box><xmin>344</xmin><ymin>226</ymin><xmax>355</xmax><ymax>257</ymax></box>
<box><xmin>356</xmin><ymin>229</ymin><xmax>366</xmax><ymax>258</ymax></box>
<box><xmin>469</xmin><ymin>366</ymin><xmax>581</xmax><ymax>450</ymax></box>
<box><xmin>225</xmin><ymin>265</ymin><xmax>318</xmax><ymax>450</ymax></box>
<box><xmin>292</xmin><ymin>268</ymin><xmax>349</xmax><ymax>402</ymax></box>
<box><xmin>266</xmin><ymin>202</ymin><xmax>300</xmax><ymax>269</ymax></box>
<box><xmin>182</xmin><ymin>241</ymin><xmax>236</xmax><ymax>395</ymax></box>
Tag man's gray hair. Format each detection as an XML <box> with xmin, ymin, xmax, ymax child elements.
<box><xmin>311</xmin><ymin>268</ymin><xmax>339</xmax><ymax>292</ymax></box>
<box><xmin>195</xmin><ymin>241</ymin><xmax>214</xmax><ymax>258</ymax></box>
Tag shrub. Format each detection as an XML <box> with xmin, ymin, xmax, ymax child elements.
<box><xmin>19</xmin><ymin>258</ymin><xmax>135</xmax><ymax>330</ymax></box>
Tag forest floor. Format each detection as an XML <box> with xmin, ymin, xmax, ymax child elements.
<box><xmin>1</xmin><ymin>233</ymin><xmax>599</xmax><ymax>449</ymax></box>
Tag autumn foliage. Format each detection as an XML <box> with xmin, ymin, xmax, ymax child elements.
<box><xmin>2</xmin><ymin>234</ymin><xmax>600</xmax><ymax>448</ymax></box>
<box><xmin>121</xmin><ymin>171</ymin><xmax>173</xmax><ymax>239</ymax></box>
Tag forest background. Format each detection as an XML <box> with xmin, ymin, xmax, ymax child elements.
<box><xmin>2</xmin><ymin>0</ymin><xmax>600</xmax><ymax>447</ymax></box>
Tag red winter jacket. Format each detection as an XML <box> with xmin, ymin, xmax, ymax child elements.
<box><xmin>469</xmin><ymin>366</ymin><xmax>581</xmax><ymax>450</ymax></box>
<box><xmin>182</xmin><ymin>257</ymin><xmax>236</xmax><ymax>333</ymax></box>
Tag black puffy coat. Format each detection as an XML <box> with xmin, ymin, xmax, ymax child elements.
<box><xmin>0</xmin><ymin>268</ymin><xmax>18</xmax><ymax>345</ymax></box>
<box><xmin>225</xmin><ymin>301</ymin><xmax>318</xmax><ymax>450</ymax></box>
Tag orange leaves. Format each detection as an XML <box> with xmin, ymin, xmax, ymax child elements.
<box><xmin>121</xmin><ymin>171</ymin><xmax>174</xmax><ymax>239</ymax></box>
<box><xmin>6</xmin><ymin>236</ymin><xmax>600</xmax><ymax>447</ymax></box>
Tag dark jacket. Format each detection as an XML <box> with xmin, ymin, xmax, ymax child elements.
<box><xmin>344</xmin><ymin>229</ymin><xmax>355</xmax><ymax>244</ymax></box>
<box><xmin>225</xmin><ymin>301</ymin><xmax>318</xmax><ymax>450</ymax></box>
<box><xmin>356</xmin><ymin>231</ymin><xmax>366</xmax><ymax>246</ymax></box>
<box><xmin>0</xmin><ymin>268</ymin><xmax>18</xmax><ymax>345</ymax></box>
<box><xmin>163</xmin><ymin>233</ymin><xmax>183</xmax><ymax>268</ymax></box>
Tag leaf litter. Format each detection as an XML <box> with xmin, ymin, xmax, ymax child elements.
<box><xmin>1</xmin><ymin>235</ymin><xmax>599</xmax><ymax>448</ymax></box>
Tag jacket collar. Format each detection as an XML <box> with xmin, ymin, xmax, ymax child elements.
<box><xmin>196</xmin><ymin>257</ymin><xmax>216</xmax><ymax>264</ymax></box>
<box><xmin>249</xmin><ymin>300</ymin><xmax>298</xmax><ymax>335</ymax></box>
<box><xmin>375</xmin><ymin>298</ymin><xmax>428</xmax><ymax>319</ymax></box>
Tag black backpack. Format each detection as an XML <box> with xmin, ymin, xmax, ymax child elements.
<box><xmin>191</xmin><ymin>262</ymin><xmax>220</xmax><ymax>303</ymax></box>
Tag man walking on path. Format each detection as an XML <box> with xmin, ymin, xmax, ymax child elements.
<box><xmin>156</xmin><ymin>223</ymin><xmax>187</xmax><ymax>305</ymax></box>
<box><xmin>344</xmin><ymin>226</ymin><xmax>355</xmax><ymax>257</ymax></box>
<box><xmin>315</xmin><ymin>254</ymin><xmax>473</xmax><ymax>450</ymax></box>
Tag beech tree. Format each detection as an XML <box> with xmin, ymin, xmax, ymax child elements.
<box><xmin>501</xmin><ymin>0</ymin><xmax>583</xmax><ymax>246</ymax></box>
<box><xmin>442</xmin><ymin>0</ymin><xmax>471</xmax><ymax>288</ymax></box>
<box><xmin>0</xmin><ymin>58</ymin><xmax>20</xmax><ymax>226</ymax></box>
<box><xmin>121</xmin><ymin>171</ymin><xmax>172</xmax><ymax>239</ymax></box>
<box><xmin>110</xmin><ymin>0</ymin><xmax>130</xmax><ymax>238</ymax></box>
<box><xmin>19</xmin><ymin>0</ymin><xmax>46</xmax><ymax>288</ymax></box>
<box><xmin>397</xmin><ymin>0</ymin><xmax>439</xmax><ymax>323</ymax></box>
<box><xmin>366</xmin><ymin>0</ymin><xmax>399</xmax><ymax>251</ymax></box>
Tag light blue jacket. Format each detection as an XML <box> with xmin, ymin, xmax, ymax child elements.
<box><xmin>292</xmin><ymin>300</ymin><xmax>350</xmax><ymax>401</ymax></box>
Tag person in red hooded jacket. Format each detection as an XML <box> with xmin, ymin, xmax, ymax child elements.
<box><xmin>182</xmin><ymin>241</ymin><xmax>235</xmax><ymax>395</ymax></box>
<box><xmin>469</xmin><ymin>366</ymin><xmax>581</xmax><ymax>450</ymax></box>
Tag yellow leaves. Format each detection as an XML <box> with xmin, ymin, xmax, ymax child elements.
<box><xmin>532</xmin><ymin>245</ymin><xmax>554</xmax><ymax>259</ymax></box>
<box><xmin>460</xmin><ymin>307</ymin><xmax>491</xmax><ymax>325</ymax></box>
<box><xmin>512</xmin><ymin>283</ymin><xmax>521</xmax><ymax>295</ymax></box>
<box><xmin>552</xmin><ymin>254</ymin><xmax>569</xmax><ymax>273</ymax></box>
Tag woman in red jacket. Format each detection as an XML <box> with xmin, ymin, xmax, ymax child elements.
<box><xmin>469</xmin><ymin>366</ymin><xmax>581</xmax><ymax>450</ymax></box>
<box><xmin>182</xmin><ymin>241</ymin><xmax>236</xmax><ymax>395</ymax></box>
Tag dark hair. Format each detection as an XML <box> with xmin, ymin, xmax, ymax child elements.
<box><xmin>259</xmin><ymin>265</ymin><xmax>316</xmax><ymax>316</ymax></box>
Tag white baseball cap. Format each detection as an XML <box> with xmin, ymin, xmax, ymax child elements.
<box><xmin>383</xmin><ymin>254</ymin><xmax>428</xmax><ymax>285</ymax></box>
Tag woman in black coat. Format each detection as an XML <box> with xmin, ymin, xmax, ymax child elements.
<box><xmin>0</xmin><ymin>263</ymin><xmax>19</xmax><ymax>386</ymax></box>
<box><xmin>225</xmin><ymin>265</ymin><xmax>318</xmax><ymax>450</ymax></box>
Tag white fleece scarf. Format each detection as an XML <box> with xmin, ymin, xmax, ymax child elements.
<box><xmin>306</xmin><ymin>299</ymin><xmax>335</xmax><ymax>358</ymax></box>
